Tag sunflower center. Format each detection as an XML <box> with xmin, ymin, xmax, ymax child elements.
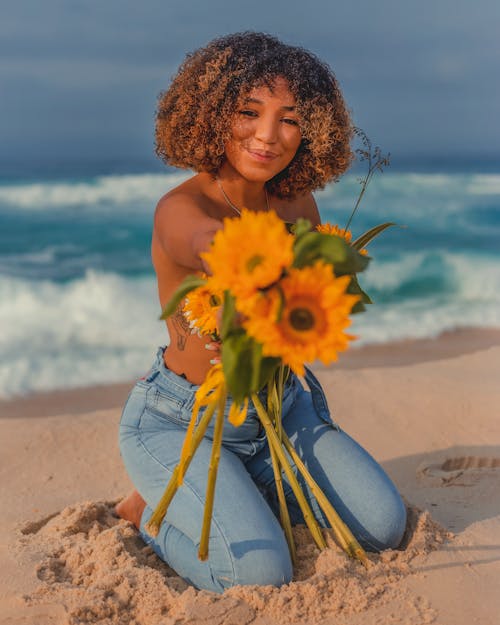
<box><xmin>246</xmin><ymin>254</ymin><xmax>264</xmax><ymax>273</ymax></box>
<box><xmin>289</xmin><ymin>307</ymin><xmax>315</xmax><ymax>331</ymax></box>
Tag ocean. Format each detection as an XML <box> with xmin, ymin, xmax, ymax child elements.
<box><xmin>1</xmin><ymin>168</ymin><xmax>499</xmax><ymax>398</ymax></box>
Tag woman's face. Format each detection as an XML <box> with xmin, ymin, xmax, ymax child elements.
<box><xmin>223</xmin><ymin>77</ymin><xmax>302</xmax><ymax>183</ymax></box>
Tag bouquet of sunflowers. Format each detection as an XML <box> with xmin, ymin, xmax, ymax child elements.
<box><xmin>145</xmin><ymin>204</ymin><xmax>393</xmax><ymax>567</ymax></box>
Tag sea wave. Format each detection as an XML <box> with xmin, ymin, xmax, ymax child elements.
<box><xmin>2</xmin><ymin>169</ymin><xmax>499</xmax><ymax>396</ymax></box>
<box><xmin>352</xmin><ymin>250</ymin><xmax>500</xmax><ymax>343</ymax></box>
<box><xmin>466</xmin><ymin>175</ymin><xmax>500</xmax><ymax>195</ymax></box>
<box><xmin>1</xmin><ymin>251</ymin><xmax>499</xmax><ymax>398</ymax></box>
<box><xmin>2</xmin><ymin>171</ymin><xmax>500</xmax><ymax>214</ymax></box>
<box><xmin>317</xmin><ymin>172</ymin><xmax>500</xmax><ymax>252</ymax></box>
<box><xmin>0</xmin><ymin>271</ymin><xmax>164</xmax><ymax>397</ymax></box>
<box><xmin>0</xmin><ymin>172</ymin><xmax>189</xmax><ymax>211</ymax></box>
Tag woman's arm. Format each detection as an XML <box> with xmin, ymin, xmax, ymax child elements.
<box><xmin>153</xmin><ymin>192</ymin><xmax>223</xmax><ymax>273</ymax></box>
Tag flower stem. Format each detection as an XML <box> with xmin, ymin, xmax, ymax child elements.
<box><xmin>265</xmin><ymin>368</ymin><xmax>296</xmax><ymax>561</ymax></box>
<box><xmin>145</xmin><ymin>399</ymin><xmax>217</xmax><ymax>538</ymax></box>
<box><xmin>281</xmin><ymin>431</ymin><xmax>368</xmax><ymax>567</ymax></box>
<box><xmin>274</xmin><ymin>366</ymin><xmax>285</xmax><ymax>441</ymax></box>
<box><xmin>144</xmin><ymin>465</ymin><xmax>182</xmax><ymax>538</ymax></box>
<box><xmin>198</xmin><ymin>391</ymin><xmax>226</xmax><ymax>561</ymax></box>
<box><xmin>268</xmin><ymin>433</ymin><xmax>296</xmax><ymax>564</ymax></box>
<box><xmin>251</xmin><ymin>393</ymin><xmax>327</xmax><ymax>551</ymax></box>
<box><xmin>177</xmin><ymin>399</ymin><xmax>218</xmax><ymax>485</ymax></box>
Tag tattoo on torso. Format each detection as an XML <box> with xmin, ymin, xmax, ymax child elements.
<box><xmin>171</xmin><ymin>304</ymin><xmax>190</xmax><ymax>350</ymax></box>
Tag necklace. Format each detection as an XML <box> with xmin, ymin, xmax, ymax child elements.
<box><xmin>216</xmin><ymin>179</ymin><xmax>270</xmax><ymax>216</ymax></box>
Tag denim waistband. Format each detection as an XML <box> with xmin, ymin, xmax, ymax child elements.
<box><xmin>144</xmin><ymin>346</ymin><xmax>300</xmax><ymax>412</ymax></box>
<box><xmin>142</xmin><ymin>347</ymin><xmax>203</xmax><ymax>412</ymax></box>
<box><xmin>143</xmin><ymin>346</ymin><xmax>332</xmax><ymax>424</ymax></box>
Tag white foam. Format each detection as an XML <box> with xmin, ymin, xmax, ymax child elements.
<box><xmin>352</xmin><ymin>251</ymin><xmax>500</xmax><ymax>344</ymax></box>
<box><xmin>0</xmin><ymin>271</ymin><xmax>167</xmax><ymax>397</ymax></box>
<box><xmin>363</xmin><ymin>250</ymin><xmax>500</xmax><ymax>298</ymax></box>
<box><xmin>0</xmin><ymin>172</ymin><xmax>189</xmax><ymax>211</ymax></box>
<box><xmin>466</xmin><ymin>174</ymin><xmax>500</xmax><ymax>195</ymax></box>
<box><xmin>352</xmin><ymin>296</ymin><xmax>500</xmax><ymax>345</ymax></box>
<box><xmin>316</xmin><ymin>172</ymin><xmax>483</xmax><ymax>233</ymax></box>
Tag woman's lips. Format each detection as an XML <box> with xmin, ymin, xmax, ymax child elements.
<box><xmin>246</xmin><ymin>148</ymin><xmax>279</xmax><ymax>162</ymax></box>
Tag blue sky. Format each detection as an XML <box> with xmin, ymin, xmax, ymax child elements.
<box><xmin>1</xmin><ymin>0</ymin><xmax>499</xmax><ymax>173</ymax></box>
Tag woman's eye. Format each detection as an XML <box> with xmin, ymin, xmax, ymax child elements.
<box><xmin>239</xmin><ymin>109</ymin><xmax>258</xmax><ymax>117</ymax></box>
<box><xmin>282</xmin><ymin>118</ymin><xmax>299</xmax><ymax>126</ymax></box>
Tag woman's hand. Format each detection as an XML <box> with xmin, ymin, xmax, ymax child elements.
<box><xmin>205</xmin><ymin>338</ymin><xmax>221</xmax><ymax>365</ymax></box>
<box><xmin>204</xmin><ymin>305</ymin><xmax>247</xmax><ymax>366</ymax></box>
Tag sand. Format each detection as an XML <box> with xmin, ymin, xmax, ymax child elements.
<box><xmin>1</xmin><ymin>327</ymin><xmax>499</xmax><ymax>625</ymax></box>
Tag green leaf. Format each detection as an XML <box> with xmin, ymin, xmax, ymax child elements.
<box><xmin>352</xmin><ymin>222</ymin><xmax>396</xmax><ymax>250</ymax></box>
<box><xmin>347</xmin><ymin>275</ymin><xmax>372</xmax><ymax>314</ymax></box>
<box><xmin>220</xmin><ymin>291</ymin><xmax>237</xmax><ymax>341</ymax></box>
<box><xmin>290</xmin><ymin>218</ymin><xmax>313</xmax><ymax>238</ymax></box>
<box><xmin>159</xmin><ymin>275</ymin><xmax>206</xmax><ymax>320</ymax></box>
<box><xmin>222</xmin><ymin>331</ymin><xmax>280</xmax><ymax>404</ymax></box>
<box><xmin>293</xmin><ymin>232</ymin><xmax>370</xmax><ymax>275</ymax></box>
<box><xmin>222</xmin><ymin>333</ymin><xmax>264</xmax><ymax>403</ymax></box>
<box><xmin>351</xmin><ymin>299</ymin><xmax>366</xmax><ymax>314</ymax></box>
<box><xmin>222</xmin><ymin>332</ymin><xmax>254</xmax><ymax>404</ymax></box>
<box><xmin>257</xmin><ymin>357</ymin><xmax>281</xmax><ymax>392</ymax></box>
<box><xmin>349</xmin><ymin>274</ymin><xmax>372</xmax><ymax>304</ymax></box>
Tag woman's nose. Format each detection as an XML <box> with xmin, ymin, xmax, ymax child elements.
<box><xmin>254</xmin><ymin>115</ymin><xmax>278</xmax><ymax>144</ymax></box>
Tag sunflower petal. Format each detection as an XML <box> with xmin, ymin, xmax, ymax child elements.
<box><xmin>228</xmin><ymin>398</ymin><xmax>249</xmax><ymax>427</ymax></box>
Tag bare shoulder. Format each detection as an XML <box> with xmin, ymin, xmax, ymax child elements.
<box><xmin>153</xmin><ymin>174</ymin><xmax>223</xmax><ymax>271</ymax></box>
<box><xmin>154</xmin><ymin>175</ymin><xmax>213</xmax><ymax>224</ymax></box>
<box><xmin>275</xmin><ymin>191</ymin><xmax>321</xmax><ymax>227</ymax></box>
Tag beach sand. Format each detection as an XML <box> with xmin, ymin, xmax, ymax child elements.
<box><xmin>1</xmin><ymin>328</ymin><xmax>499</xmax><ymax>625</ymax></box>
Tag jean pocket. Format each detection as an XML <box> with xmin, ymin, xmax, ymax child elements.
<box><xmin>144</xmin><ymin>386</ymin><xmax>187</xmax><ymax>426</ymax></box>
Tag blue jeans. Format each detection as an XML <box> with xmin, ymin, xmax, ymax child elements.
<box><xmin>119</xmin><ymin>347</ymin><xmax>406</xmax><ymax>593</ymax></box>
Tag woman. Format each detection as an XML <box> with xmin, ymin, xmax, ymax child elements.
<box><xmin>117</xmin><ymin>32</ymin><xmax>406</xmax><ymax>593</ymax></box>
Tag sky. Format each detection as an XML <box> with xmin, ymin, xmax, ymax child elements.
<box><xmin>1</xmin><ymin>0</ymin><xmax>499</xmax><ymax>175</ymax></box>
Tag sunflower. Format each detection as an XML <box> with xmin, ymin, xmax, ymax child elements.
<box><xmin>316</xmin><ymin>223</ymin><xmax>368</xmax><ymax>255</ymax></box>
<box><xmin>242</xmin><ymin>261</ymin><xmax>359</xmax><ymax>375</ymax></box>
<box><xmin>201</xmin><ymin>209</ymin><xmax>294</xmax><ymax>301</ymax></box>
<box><xmin>183</xmin><ymin>277</ymin><xmax>223</xmax><ymax>337</ymax></box>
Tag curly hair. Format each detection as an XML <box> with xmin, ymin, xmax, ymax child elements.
<box><xmin>155</xmin><ymin>32</ymin><xmax>354</xmax><ymax>198</ymax></box>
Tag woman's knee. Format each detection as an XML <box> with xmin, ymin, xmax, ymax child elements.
<box><xmin>229</xmin><ymin>542</ymin><xmax>293</xmax><ymax>588</ymax></box>
<box><xmin>359</xmin><ymin>488</ymin><xmax>407</xmax><ymax>551</ymax></box>
<box><xmin>313</xmin><ymin>430</ymin><xmax>407</xmax><ymax>552</ymax></box>
<box><xmin>182</xmin><ymin>531</ymin><xmax>293</xmax><ymax>592</ymax></box>
<box><xmin>210</xmin><ymin>520</ymin><xmax>293</xmax><ymax>590</ymax></box>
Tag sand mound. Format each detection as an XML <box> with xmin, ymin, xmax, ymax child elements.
<box><xmin>19</xmin><ymin>501</ymin><xmax>451</xmax><ymax>625</ymax></box>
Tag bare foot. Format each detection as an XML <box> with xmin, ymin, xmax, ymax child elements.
<box><xmin>115</xmin><ymin>490</ymin><xmax>147</xmax><ymax>530</ymax></box>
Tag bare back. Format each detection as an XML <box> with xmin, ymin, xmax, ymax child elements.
<box><xmin>152</xmin><ymin>172</ymin><xmax>321</xmax><ymax>384</ymax></box>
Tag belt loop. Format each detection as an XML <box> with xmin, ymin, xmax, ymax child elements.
<box><xmin>156</xmin><ymin>345</ymin><xmax>166</xmax><ymax>363</ymax></box>
<box><xmin>303</xmin><ymin>366</ymin><xmax>331</xmax><ymax>422</ymax></box>
<box><xmin>141</xmin><ymin>346</ymin><xmax>165</xmax><ymax>383</ymax></box>
<box><xmin>146</xmin><ymin>369</ymin><xmax>160</xmax><ymax>383</ymax></box>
